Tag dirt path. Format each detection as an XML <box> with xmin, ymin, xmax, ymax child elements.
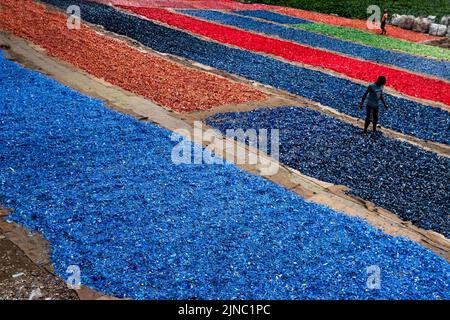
<box><xmin>425</xmin><ymin>38</ymin><xmax>450</xmax><ymax>50</ymax></box>
<box><xmin>0</xmin><ymin>209</ymin><xmax>78</xmax><ymax>300</ymax></box>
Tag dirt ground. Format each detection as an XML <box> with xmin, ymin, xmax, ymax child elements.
<box><xmin>424</xmin><ymin>37</ymin><xmax>450</xmax><ymax>49</ymax></box>
<box><xmin>0</xmin><ymin>229</ymin><xmax>78</xmax><ymax>300</ymax></box>
<box><xmin>0</xmin><ymin>206</ymin><xmax>120</xmax><ymax>300</ymax></box>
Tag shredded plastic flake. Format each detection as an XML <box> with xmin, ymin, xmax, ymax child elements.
<box><xmin>181</xmin><ymin>9</ymin><xmax>450</xmax><ymax>79</ymax></box>
<box><xmin>295</xmin><ymin>22</ymin><xmax>450</xmax><ymax>61</ymax></box>
<box><xmin>233</xmin><ymin>9</ymin><xmax>313</xmax><ymax>25</ymax></box>
<box><xmin>1</xmin><ymin>52</ymin><xmax>449</xmax><ymax>300</ymax></box>
<box><xmin>207</xmin><ymin>106</ymin><xmax>450</xmax><ymax>237</ymax></box>
<box><xmin>274</xmin><ymin>7</ymin><xmax>441</xmax><ymax>43</ymax></box>
<box><xmin>37</xmin><ymin>0</ymin><xmax>450</xmax><ymax>145</ymax></box>
<box><xmin>0</xmin><ymin>0</ymin><xmax>266</xmax><ymax>112</ymax></box>
<box><xmin>121</xmin><ymin>7</ymin><xmax>450</xmax><ymax>106</ymax></box>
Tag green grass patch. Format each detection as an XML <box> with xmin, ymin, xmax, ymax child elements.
<box><xmin>246</xmin><ymin>0</ymin><xmax>450</xmax><ymax>21</ymax></box>
<box><xmin>294</xmin><ymin>23</ymin><xmax>450</xmax><ymax>61</ymax></box>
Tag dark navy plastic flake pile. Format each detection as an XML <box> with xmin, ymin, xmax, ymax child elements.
<box><xmin>180</xmin><ymin>9</ymin><xmax>450</xmax><ymax>80</ymax></box>
<box><xmin>233</xmin><ymin>10</ymin><xmax>313</xmax><ymax>25</ymax></box>
<box><xmin>1</xmin><ymin>53</ymin><xmax>450</xmax><ymax>299</ymax></box>
<box><xmin>38</xmin><ymin>0</ymin><xmax>450</xmax><ymax>145</ymax></box>
<box><xmin>207</xmin><ymin>107</ymin><xmax>450</xmax><ymax>238</ymax></box>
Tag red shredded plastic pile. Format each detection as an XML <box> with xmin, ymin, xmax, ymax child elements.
<box><xmin>122</xmin><ymin>7</ymin><xmax>450</xmax><ymax>107</ymax></box>
<box><xmin>0</xmin><ymin>0</ymin><xmax>266</xmax><ymax>112</ymax></box>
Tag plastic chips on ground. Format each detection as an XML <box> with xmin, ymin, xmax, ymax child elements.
<box><xmin>295</xmin><ymin>22</ymin><xmax>450</xmax><ymax>61</ymax></box>
<box><xmin>0</xmin><ymin>0</ymin><xmax>266</xmax><ymax>112</ymax></box>
<box><xmin>1</xmin><ymin>53</ymin><xmax>449</xmax><ymax>300</ymax></box>
<box><xmin>120</xmin><ymin>7</ymin><xmax>450</xmax><ymax>106</ymax></box>
<box><xmin>35</xmin><ymin>0</ymin><xmax>450</xmax><ymax>145</ymax></box>
<box><xmin>207</xmin><ymin>106</ymin><xmax>450</xmax><ymax>238</ymax></box>
<box><xmin>233</xmin><ymin>9</ymin><xmax>313</xmax><ymax>25</ymax></box>
<box><xmin>90</xmin><ymin>0</ymin><xmax>277</xmax><ymax>9</ymax></box>
<box><xmin>274</xmin><ymin>7</ymin><xmax>441</xmax><ymax>42</ymax></box>
<box><xmin>180</xmin><ymin>9</ymin><xmax>450</xmax><ymax>79</ymax></box>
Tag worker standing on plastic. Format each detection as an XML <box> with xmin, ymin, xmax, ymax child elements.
<box><xmin>359</xmin><ymin>76</ymin><xmax>389</xmax><ymax>134</ymax></box>
<box><xmin>380</xmin><ymin>9</ymin><xmax>388</xmax><ymax>35</ymax></box>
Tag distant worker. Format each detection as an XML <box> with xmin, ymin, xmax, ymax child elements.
<box><xmin>359</xmin><ymin>76</ymin><xmax>389</xmax><ymax>134</ymax></box>
<box><xmin>380</xmin><ymin>9</ymin><xmax>388</xmax><ymax>35</ymax></box>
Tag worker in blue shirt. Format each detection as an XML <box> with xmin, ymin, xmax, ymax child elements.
<box><xmin>359</xmin><ymin>76</ymin><xmax>389</xmax><ymax>133</ymax></box>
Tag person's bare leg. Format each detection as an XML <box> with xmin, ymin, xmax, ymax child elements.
<box><xmin>364</xmin><ymin>108</ymin><xmax>371</xmax><ymax>133</ymax></box>
<box><xmin>372</xmin><ymin>109</ymin><xmax>379</xmax><ymax>132</ymax></box>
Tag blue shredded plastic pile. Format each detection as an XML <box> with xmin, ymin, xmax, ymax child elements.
<box><xmin>207</xmin><ymin>107</ymin><xmax>450</xmax><ymax>238</ymax></box>
<box><xmin>180</xmin><ymin>9</ymin><xmax>450</xmax><ymax>80</ymax></box>
<box><xmin>1</xmin><ymin>53</ymin><xmax>450</xmax><ymax>300</ymax></box>
<box><xmin>38</xmin><ymin>0</ymin><xmax>450</xmax><ymax>145</ymax></box>
<box><xmin>233</xmin><ymin>9</ymin><xmax>313</xmax><ymax>25</ymax></box>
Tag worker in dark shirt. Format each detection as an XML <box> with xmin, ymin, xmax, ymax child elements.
<box><xmin>359</xmin><ymin>76</ymin><xmax>389</xmax><ymax>134</ymax></box>
<box><xmin>380</xmin><ymin>9</ymin><xmax>388</xmax><ymax>35</ymax></box>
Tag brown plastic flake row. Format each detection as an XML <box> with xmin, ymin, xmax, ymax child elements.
<box><xmin>0</xmin><ymin>0</ymin><xmax>267</xmax><ymax>112</ymax></box>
